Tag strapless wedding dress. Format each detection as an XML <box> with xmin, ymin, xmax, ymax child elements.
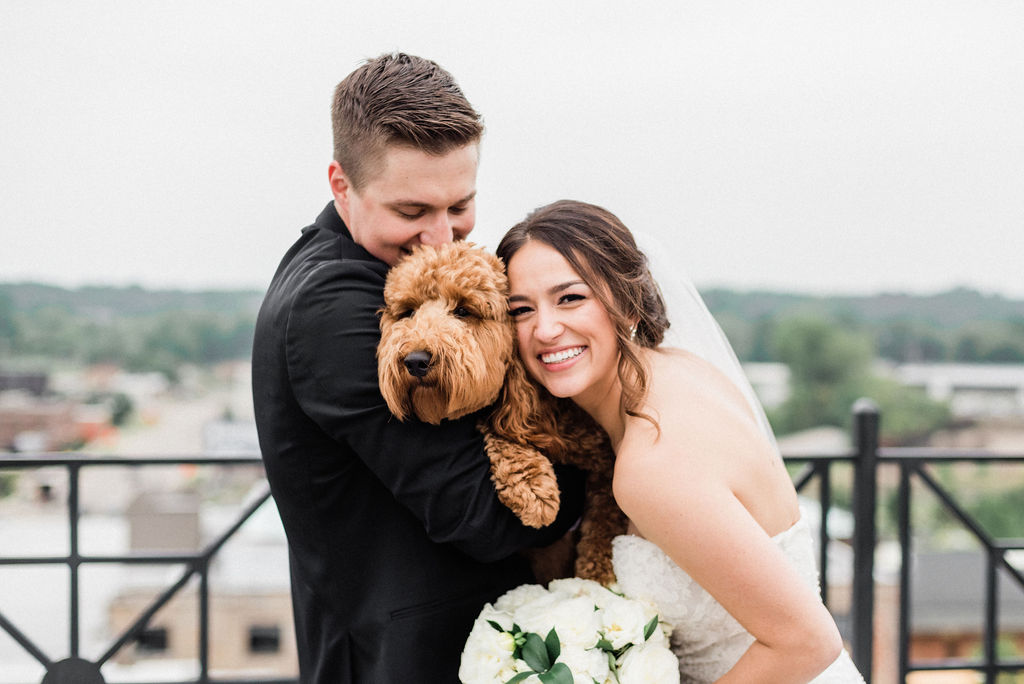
<box><xmin>612</xmin><ymin>518</ymin><xmax>865</xmax><ymax>683</ymax></box>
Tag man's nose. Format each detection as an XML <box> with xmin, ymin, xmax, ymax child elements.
<box><xmin>419</xmin><ymin>214</ymin><xmax>454</xmax><ymax>245</ymax></box>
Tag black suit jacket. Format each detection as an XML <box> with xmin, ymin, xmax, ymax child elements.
<box><xmin>252</xmin><ymin>203</ymin><xmax>583</xmax><ymax>683</ymax></box>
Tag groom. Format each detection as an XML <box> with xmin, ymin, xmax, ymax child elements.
<box><xmin>252</xmin><ymin>53</ymin><xmax>583</xmax><ymax>683</ymax></box>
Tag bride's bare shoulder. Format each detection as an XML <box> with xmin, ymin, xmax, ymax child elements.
<box><xmin>615</xmin><ymin>349</ymin><xmax>739</xmax><ymax>499</ymax></box>
<box><xmin>644</xmin><ymin>347</ymin><xmax>737</xmax><ymax>402</ymax></box>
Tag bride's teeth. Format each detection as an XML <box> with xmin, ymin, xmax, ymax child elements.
<box><xmin>542</xmin><ymin>347</ymin><xmax>584</xmax><ymax>364</ymax></box>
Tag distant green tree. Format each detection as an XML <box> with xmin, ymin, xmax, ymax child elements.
<box><xmin>15</xmin><ymin>306</ymin><xmax>80</xmax><ymax>358</ymax></box>
<box><xmin>144</xmin><ymin>311</ymin><xmax>202</xmax><ymax>361</ymax></box>
<box><xmin>953</xmin><ymin>334</ymin><xmax>982</xmax><ymax>362</ymax></box>
<box><xmin>875</xmin><ymin>320</ymin><xmax>948</xmax><ymax>363</ymax></box>
<box><xmin>917</xmin><ymin>334</ymin><xmax>947</xmax><ymax>362</ymax></box>
<box><xmin>970</xmin><ymin>484</ymin><xmax>1024</xmax><ymax>538</ymax></box>
<box><xmin>81</xmin><ymin>320</ymin><xmax>140</xmax><ymax>364</ymax></box>
<box><xmin>715</xmin><ymin>313</ymin><xmax>752</xmax><ymax>361</ymax></box>
<box><xmin>983</xmin><ymin>342</ymin><xmax>1024</xmax><ymax>363</ymax></box>
<box><xmin>950</xmin><ymin>321</ymin><xmax>1024</xmax><ymax>363</ymax></box>
<box><xmin>0</xmin><ymin>290</ymin><xmax>18</xmax><ymax>352</ymax></box>
<box><xmin>768</xmin><ymin>317</ymin><xmax>873</xmax><ymax>434</ymax></box>
<box><xmin>768</xmin><ymin>316</ymin><xmax>951</xmax><ymax>443</ymax></box>
<box><xmin>747</xmin><ymin>316</ymin><xmax>777</xmax><ymax>362</ymax></box>
<box><xmin>859</xmin><ymin>376</ymin><xmax>951</xmax><ymax>445</ymax></box>
<box><xmin>190</xmin><ymin>312</ymin><xmax>254</xmax><ymax>363</ymax></box>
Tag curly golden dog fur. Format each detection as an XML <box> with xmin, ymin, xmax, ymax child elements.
<box><xmin>377</xmin><ymin>241</ymin><xmax>627</xmax><ymax>584</ymax></box>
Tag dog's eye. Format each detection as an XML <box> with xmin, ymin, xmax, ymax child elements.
<box><xmin>453</xmin><ymin>305</ymin><xmax>475</xmax><ymax>319</ymax></box>
<box><xmin>396</xmin><ymin>309</ymin><xmax>414</xmax><ymax>320</ymax></box>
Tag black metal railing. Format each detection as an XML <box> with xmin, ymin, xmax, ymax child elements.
<box><xmin>0</xmin><ymin>454</ymin><xmax>297</xmax><ymax>684</ymax></box>
<box><xmin>889</xmin><ymin>447</ymin><xmax>1024</xmax><ymax>682</ymax></box>
<box><xmin>806</xmin><ymin>402</ymin><xmax>1024</xmax><ymax>683</ymax></box>
<box><xmin>2</xmin><ymin>403</ymin><xmax>1024</xmax><ymax>683</ymax></box>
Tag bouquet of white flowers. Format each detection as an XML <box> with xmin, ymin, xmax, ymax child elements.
<box><xmin>459</xmin><ymin>578</ymin><xmax>680</xmax><ymax>684</ymax></box>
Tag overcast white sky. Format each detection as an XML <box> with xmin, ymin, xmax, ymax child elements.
<box><xmin>2</xmin><ymin>0</ymin><xmax>1022</xmax><ymax>296</ymax></box>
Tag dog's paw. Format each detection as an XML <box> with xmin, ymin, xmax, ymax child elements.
<box><xmin>506</xmin><ymin>471</ymin><xmax>560</xmax><ymax>528</ymax></box>
<box><xmin>485</xmin><ymin>438</ymin><xmax>561</xmax><ymax>528</ymax></box>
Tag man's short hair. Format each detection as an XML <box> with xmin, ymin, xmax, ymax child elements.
<box><xmin>331</xmin><ymin>53</ymin><xmax>484</xmax><ymax>190</ymax></box>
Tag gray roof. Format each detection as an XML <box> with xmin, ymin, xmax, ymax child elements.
<box><xmin>909</xmin><ymin>549</ymin><xmax>1024</xmax><ymax>632</ymax></box>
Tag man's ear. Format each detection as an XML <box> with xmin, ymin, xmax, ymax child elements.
<box><xmin>328</xmin><ymin>161</ymin><xmax>352</xmax><ymax>215</ymax></box>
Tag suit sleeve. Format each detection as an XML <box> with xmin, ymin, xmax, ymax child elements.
<box><xmin>284</xmin><ymin>260</ymin><xmax>582</xmax><ymax>562</ymax></box>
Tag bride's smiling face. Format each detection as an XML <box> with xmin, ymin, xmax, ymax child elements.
<box><xmin>506</xmin><ymin>240</ymin><xmax>621</xmax><ymax>407</ymax></box>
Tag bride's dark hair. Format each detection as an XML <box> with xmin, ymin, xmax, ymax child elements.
<box><xmin>496</xmin><ymin>199</ymin><xmax>670</xmax><ymax>425</ymax></box>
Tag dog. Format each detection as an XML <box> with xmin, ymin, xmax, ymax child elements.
<box><xmin>377</xmin><ymin>241</ymin><xmax>626</xmax><ymax>584</ymax></box>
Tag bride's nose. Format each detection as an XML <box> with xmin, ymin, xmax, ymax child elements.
<box><xmin>532</xmin><ymin>306</ymin><xmax>564</xmax><ymax>342</ymax></box>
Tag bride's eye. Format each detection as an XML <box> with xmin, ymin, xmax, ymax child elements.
<box><xmin>508</xmin><ymin>305</ymin><xmax>532</xmax><ymax>318</ymax></box>
<box><xmin>558</xmin><ymin>293</ymin><xmax>585</xmax><ymax>305</ymax></box>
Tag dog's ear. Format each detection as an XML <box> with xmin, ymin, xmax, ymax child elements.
<box><xmin>378</xmin><ymin>370</ymin><xmax>410</xmax><ymax>422</ymax></box>
<box><xmin>490</xmin><ymin>353</ymin><xmax>560</xmax><ymax>451</ymax></box>
<box><xmin>377</xmin><ymin>338</ymin><xmax>410</xmax><ymax>422</ymax></box>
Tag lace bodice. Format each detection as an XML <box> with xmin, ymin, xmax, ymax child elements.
<box><xmin>612</xmin><ymin>517</ymin><xmax>864</xmax><ymax>683</ymax></box>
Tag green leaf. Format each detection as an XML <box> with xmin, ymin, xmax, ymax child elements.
<box><xmin>643</xmin><ymin>615</ymin><xmax>659</xmax><ymax>641</ymax></box>
<box><xmin>521</xmin><ymin>632</ymin><xmax>552</xmax><ymax>672</ymax></box>
<box><xmin>596</xmin><ymin>637</ymin><xmax>615</xmax><ymax>651</ymax></box>
<box><xmin>505</xmin><ymin>672</ymin><xmax>536</xmax><ymax>684</ymax></box>
<box><xmin>488</xmin><ymin>619</ymin><xmax>507</xmax><ymax>633</ymax></box>
<box><xmin>544</xmin><ymin>628</ymin><xmax>561</xmax><ymax>662</ymax></box>
<box><xmin>538</xmin><ymin>662</ymin><xmax>574</xmax><ymax>684</ymax></box>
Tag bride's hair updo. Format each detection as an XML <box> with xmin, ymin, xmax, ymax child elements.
<box><xmin>496</xmin><ymin>199</ymin><xmax>670</xmax><ymax>423</ymax></box>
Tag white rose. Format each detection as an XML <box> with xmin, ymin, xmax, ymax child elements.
<box><xmin>644</xmin><ymin>619</ymin><xmax>671</xmax><ymax>649</ymax></box>
<box><xmin>515</xmin><ymin>595</ymin><xmax>602</xmax><ymax>649</ymax></box>
<box><xmin>599</xmin><ymin>595</ymin><xmax>652</xmax><ymax>650</ymax></box>
<box><xmin>556</xmin><ymin>645</ymin><xmax>611</xmax><ymax>684</ymax></box>
<box><xmin>495</xmin><ymin>583</ymin><xmax>552</xmax><ymax>614</ymax></box>
<box><xmin>617</xmin><ymin>642</ymin><xmax>681</xmax><ymax>684</ymax></box>
<box><xmin>547</xmin><ymin>578</ymin><xmax>609</xmax><ymax>604</ymax></box>
<box><xmin>623</xmin><ymin>595</ymin><xmax>671</xmax><ymax>648</ymax></box>
<box><xmin>459</xmin><ymin>608</ymin><xmax>517</xmax><ymax>683</ymax></box>
<box><xmin>480</xmin><ymin>603</ymin><xmax>516</xmax><ymax>631</ymax></box>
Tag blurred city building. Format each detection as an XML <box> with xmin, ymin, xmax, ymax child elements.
<box><xmin>894</xmin><ymin>363</ymin><xmax>1024</xmax><ymax>419</ymax></box>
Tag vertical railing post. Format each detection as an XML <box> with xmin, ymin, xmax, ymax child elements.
<box><xmin>851</xmin><ymin>399</ymin><xmax>879</xmax><ymax>682</ymax></box>
<box><xmin>817</xmin><ymin>461</ymin><xmax>831</xmax><ymax>605</ymax></box>
<box><xmin>67</xmin><ymin>462</ymin><xmax>81</xmax><ymax>660</ymax></box>
<box><xmin>984</xmin><ymin>548</ymin><xmax>999</xmax><ymax>684</ymax></box>
<box><xmin>897</xmin><ymin>464</ymin><xmax>911</xmax><ymax>683</ymax></box>
<box><xmin>198</xmin><ymin>557</ymin><xmax>210</xmax><ymax>684</ymax></box>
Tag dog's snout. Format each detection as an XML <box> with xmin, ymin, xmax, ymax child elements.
<box><xmin>403</xmin><ymin>350</ymin><xmax>432</xmax><ymax>378</ymax></box>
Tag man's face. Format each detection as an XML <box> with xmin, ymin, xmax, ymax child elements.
<box><xmin>329</xmin><ymin>143</ymin><xmax>479</xmax><ymax>266</ymax></box>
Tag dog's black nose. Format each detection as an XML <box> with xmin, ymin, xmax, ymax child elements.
<box><xmin>403</xmin><ymin>350</ymin><xmax>432</xmax><ymax>378</ymax></box>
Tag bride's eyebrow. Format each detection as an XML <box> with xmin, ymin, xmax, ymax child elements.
<box><xmin>508</xmin><ymin>280</ymin><xmax>586</xmax><ymax>302</ymax></box>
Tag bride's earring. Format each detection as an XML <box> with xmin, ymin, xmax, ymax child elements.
<box><xmin>629</xmin><ymin>323</ymin><xmax>638</xmax><ymax>341</ymax></box>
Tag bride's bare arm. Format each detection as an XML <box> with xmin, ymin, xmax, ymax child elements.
<box><xmin>613</xmin><ymin>367</ymin><xmax>842</xmax><ymax>683</ymax></box>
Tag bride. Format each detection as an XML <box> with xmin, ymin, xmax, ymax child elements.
<box><xmin>496</xmin><ymin>200</ymin><xmax>865</xmax><ymax>683</ymax></box>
